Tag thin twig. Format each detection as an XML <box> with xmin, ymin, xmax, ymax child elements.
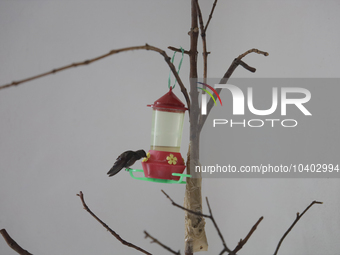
<box><xmin>239</xmin><ymin>60</ymin><xmax>256</xmax><ymax>73</ymax></box>
<box><xmin>144</xmin><ymin>231</ymin><xmax>181</xmax><ymax>255</ymax></box>
<box><xmin>77</xmin><ymin>191</ymin><xmax>152</xmax><ymax>255</ymax></box>
<box><xmin>205</xmin><ymin>0</ymin><xmax>218</xmax><ymax>32</ymax></box>
<box><xmin>232</xmin><ymin>216</ymin><xmax>264</xmax><ymax>254</ymax></box>
<box><xmin>205</xmin><ymin>197</ymin><xmax>230</xmax><ymax>253</ymax></box>
<box><xmin>238</xmin><ymin>48</ymin><xmax>269</xmax><ymax>59</ymax></box>
<box><xmin>195</xmin><ymin>0</ymin><xmax>209</xmax><ymax>81</ymax></box>
<box><xmin>161</xmin><ymin>190</ymin><xmax>210</xmax><ymax>218</ymax></box>
<box><xmin>168</xmin><ymin>46</ymin><xmax>190</xmax><ymax>55</ymax></box>
<box><xmin>0</xmin><ymin>229</ymin><xmax>33</xmax><ymax>255</ymax></box>
<box><xmin>162</xmin><ymin>190</ymin><xmax>232</xmax><ymax>253</ymax></box>
<box><xmin>274</xmin><ymin>201</ymin><xmax>323</xmax><ymax>255</ymax></box>
<box><xmin>198</xmin><ymin>48</ymin><xmax>269</xmax><ymax>131</ymax></box>
<box><xmin>188</xmin><ymin>0</ymin><xmax>200</xmax><ymax>124</ymax></box>
<box><xmin>0</xmin><ymin>44</ymin><xmax>190</xmax><ymax>112</ymax></box>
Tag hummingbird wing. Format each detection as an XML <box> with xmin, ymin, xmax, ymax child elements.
<box><xmin>125</xmin><ymin>153</ymin><xmax>140</xmax><ymax>168</ymax></box>
<box><xmin>107</xmin><ymin>150</ymin><xmax>134</xmax><ymax>177</ymax></box>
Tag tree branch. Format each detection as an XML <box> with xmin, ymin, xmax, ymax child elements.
<box><xmin>239</xmin><ymin>60</ymin><xmax>256</xmax><ymax>73</ymax></box>
<box><xmin>162</xmin><ymin>190</ymin><xmax>265</xmax><ymax>255</ymax></box>
<box><xmin>238</xmin><ymin>48</ymin><xmax>269</xmax><ymax>59</ymax></box>
<box><xmin>231</xmin><ymin>216</ymin><xmax>263</xmax><ymax>254</ymax></box>
<box><xmin>274</xmin><ymin>201</ymin><xmax>323</xmax><ymax>255</ymax></box>
<box><xmin>144</xmin><ymin>231</ymin><xmax>181</xmax><ymax>255</ymax></box>
<box><xmin>0</xmin><ymin>229</ymin><xmax>33</xmax><ymax>255</ymax></box>
<box><xmin>168</xmin><ymin>46</ymin><xmax>190</xmax><ymax>55</ymax></box>
<box><xmin>76</xmin><ymin>191</ymin><xmax>152</xmax><ymax>255</ymax></box>
<box><xmin>198</xmin><ymin>48</ymin><xmax>269</xmax><ymax>131</ymax></box>
<box><xmin>189</xmin><ymin>0</ymin><xmax>200</xmax><ymax>116</ymax></box>
<box><xmin>195</xmin><ymin>0</ymin><xmax>209</xmax><ymax>80</ymax></box>
<box><xmin>0</xmin><ymin>44</ymin><xmax>190</xmax><ymax>112</ymax></box>
<box><xmin>162</xmin><ymin>190</ymin><xmax>232</xmax><ymax>254</ymax></box>
<box><xmin>162</xmin><ymin>190</ymin><xmax>210</xmax><ymax>218</ymax></box>
<box><xmin>205</xmin><ymin>0</ymin><xmax>218</xmax><ymax>32</ymax></box>
<box><xmin>204</xmin><ymin>197</ymin><xmax>231</xmax><ymax>254</ymax></box>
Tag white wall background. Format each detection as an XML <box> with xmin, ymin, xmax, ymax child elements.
<box><xmin>0</xmin><ymin>1</ymin><xmax>339</xmax><ymax>254</ymax></box>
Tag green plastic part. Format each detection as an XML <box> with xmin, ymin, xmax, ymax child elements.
<box><xmin>126</xmin><ymin>168</ymin><xmax>191</xmax><ymax>184</ymax></box>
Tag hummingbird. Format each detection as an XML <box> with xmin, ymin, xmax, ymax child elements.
<box><xmin>107</xmin><ymin>149</ymin><xmax>147</xmax><ymax>177</ymax></box>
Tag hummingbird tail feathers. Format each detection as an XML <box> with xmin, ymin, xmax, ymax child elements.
<box><xmin>107</xmin><ymin>164</ymin><xmax>123</xmax><ymax>177</ymax></box>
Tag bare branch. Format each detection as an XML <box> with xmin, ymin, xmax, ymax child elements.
<box><xmin>162</xmin><ymin>190</ymin><xmax>232</xmax><ymax>253</ymax></box>
<box><xmin>205</xmin><ymin>197</ymin><xmax>230</xmax><ymax>253</ymax></box>
<box><xmin>0</xmin><ymin>44</ymin><xmax>190</xmax><ymax>112</ymax></box>
<box><xmin>163</xmin><ymin>190</ymin><xmax>265</xmax><ymax>255</ymax></box>
<box><xmin>168</xmin><ymin>46</ymin><xmax>190</xmax><ymax>55</ymax></box>
<box><xmin>232</xmin><ymin>216</ymin><xmax>264</xmax><ymax>254</ymax></box>
<box><xmin>144</xmin><ymin>231</ymin><xmax>181</xmax><ymax>255</ymax></box>
<box><xmin>274</xmin><ymin>201</ymin><xmax>323</xmax><ymax>255</ymax></box>
<box><xmin>162</xmin><ymin>190</ymin><xmax>210</xmax><ymax>218</ymax></box>
<box><xmin>205</xmin><ymin>0</ymin><xmax>219</xmax><ymax>32</ymax></box>
<box><xmin>188</xmin><ymin>0</ymin><xmax>200</xmax><ymax>127</ymax></box>
<box><xmin>239</xmin><ymin>60</ymin><xmax>256</xmax><ymax>73</ymax></box>
<box><xmin>195</xmin><ymin>0</ymin><xmax>205</xmax><ymax>35</ymax></box>
<box><xmin>198</xmin><ymin>48</ymin><xmax>269</xmax><ymax>131</ymax></box>
<box><xmin>0</xmin><ymin>229</ymin><xmax>33</xmax><ymax>255</ymax></box>
<box><xmin>237</xmin><ymin>48</ymin><xmax>269</xmax><ymax>59</ymax></box>
<box><xmin>77</xmin><ymin>191</ymin><xmax>152</xmax><ymax>255</ymax></box>
<box><xmin>195</xmin><ymin>0</ymin><xmax>209</xmax><ymax>80</ymax></box>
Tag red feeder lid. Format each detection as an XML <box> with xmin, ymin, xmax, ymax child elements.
<box><xmin>147</xmin><ymin>87</ymin><xmax>188</xmax><ymax>112</ymax></box>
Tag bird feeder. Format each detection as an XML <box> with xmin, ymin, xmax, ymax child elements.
<box><xmin>141</xmin><ymin>87</ymin><xmax>187</xmax><ymax>181</ymax></box>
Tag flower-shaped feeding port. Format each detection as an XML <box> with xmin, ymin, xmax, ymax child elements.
<box><xmin>142</xmin><ymin>152</ymin><xmax>151</xmax><ymax>163</ymax></box>
<box><xmin>167</xmin><ymin>154</ymin><xmax>177</xmax><ymax>165</ymax></box>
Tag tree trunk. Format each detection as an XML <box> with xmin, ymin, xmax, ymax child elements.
<box><xmin>183</xmin><ymin>1</ymin><xmax>208</xmax><ymax>254</ymax></box>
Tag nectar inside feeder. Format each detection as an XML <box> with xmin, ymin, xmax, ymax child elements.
<box><xmin>141</xmin><ymin>87</ymin><xmax>188</xmax><ymax>181</ymax></box>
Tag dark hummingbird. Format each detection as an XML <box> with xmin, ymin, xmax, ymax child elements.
<box><xmin>107</xmin><ymin>149</ymin><xmax>147</xmax><ymax>177</ymax></box>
